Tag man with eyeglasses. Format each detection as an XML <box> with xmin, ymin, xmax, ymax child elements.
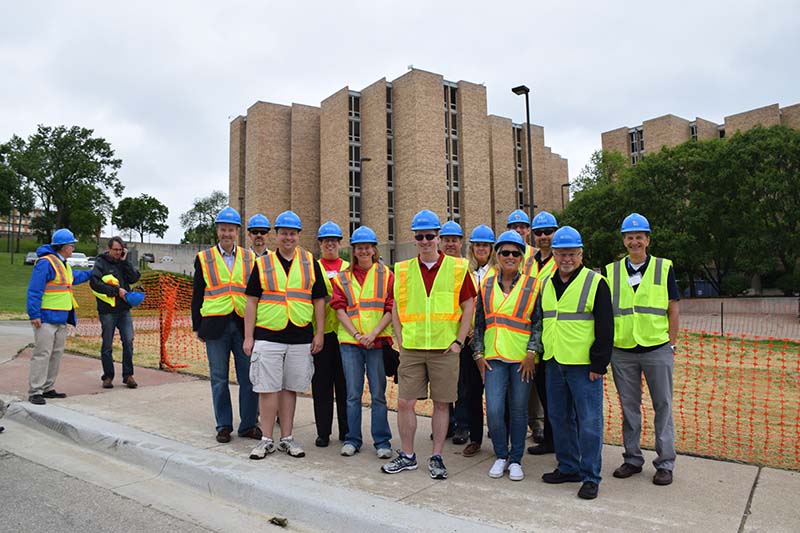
<box><xmin>247</xmin><ymin>214</ymin><xmax>271</xmax><ymax>257</ymax></box>
<box><xmin>382</xmin><ymin>210</ymin><xmax>476</xmax><ymax>480</ymax></box>
<box><xmin>90</xmin><ymin>236</ymin><xmax>142</xmax><ymax>389</ymax></box>
<box><xmin>539</xmin><ymin>226</ymin><xmax>613</xmax><ymax>500</ymax></box>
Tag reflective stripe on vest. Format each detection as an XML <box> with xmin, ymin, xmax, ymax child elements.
<box><xmin>91</xmin><ymin>274</ymin><xmax>120</xmax><ymax>307</ymax></box>
<box><xmin>319</xmin><ymin>259</ymin><xmax>349</xmax><ymax>334</ymax></box>
<box><xmin>334</xmin><ymin>263</ymin><xmax>393</xmax><ymax>344</ymax></box>
<box><xmin>255</xmin><ymin>248</ymin><xmax>315</xmax><ymax>330</ymax></box>
<box><xmin>606</xmin><ymin>256</ymin><xmax>671</xmax><ymax>348</ymax></box>
<box><xmin>39</xmin><ymin>255</ymin><xmax>78</xmax><ymax>311</ymax></box>
<box><xmin>482</xmin><ymin>273</ymin><xmax>541</xmax><ymax>362</ymax></box>
<box><xmin>541</xmin><ymin>268</ymin><xmax>601</xmax><ymax>365</ymax></box>
<box><xmin>198</xmin><ymin>246</ymin><xmax>254</xmax><ymax>317</ymax></box>
<box><xmin>395</xmin><ymin>255</ymin><xmax>467</xmax><ymax>350</ymax></box>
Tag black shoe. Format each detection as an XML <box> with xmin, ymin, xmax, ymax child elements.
<box><xmin>653</xmin><ymin>468</ymin><xmax>673</xmax><ymax>486</ymax></box>
<box><xmin>532</xmin><ymin>427</ymin><xmax>545</xmax><ymax>444</ymax></box>
<box><xmin>452</xmin><ymin>428</ymin><xmax>469</xmax><ymax>445</ymax></box>
<box><xmin>578</xmin><ymin>481</ymin><xmax>599</xmax><ymax>500</ymax></box>
<box><xmin>338</xmin><ymin>431</ymin><xmax>347</xmax><ymax>442</ymax></box>
<box><xmin>316</xmin><ymin>436</ymin><xmax>330</xmax><ymax>448</ymax></box>
<box><xmin>542</xmin><ymin>469</ymin><xmax>582</xmax><ymax>484</ymax></box>
<box><xmin>527</xmin><ymin>444</ymin><xmax>555</xmax><ymax>455</ymax></box>
<box><xmin>28</xmin><ymin>395</ymin><xmax>46</xmax><ymax>405</ymax></box>
<box><xmin>613</xmin><ymin>463</ymin><xmax>643</xmax><ymax>479</ymax></box>
<box><xmin>216</xmin><ymin>427</ymin><xmax>232</xmax><ymax>443</ymax></box>
<box><xmin>42</xmin><ymin>390</ymin><xmax>67</xmax><ymax>399</ymax></box>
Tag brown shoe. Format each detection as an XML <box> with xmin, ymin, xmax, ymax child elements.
<box><xmin>240</xmin><ymin>426</ymin><xmax>263</xmax><ymax>440</ymax></box>
<box><xmin>462</xmin><ymin>442</ymin><xmax>481</xmax><ymax>457</ymax></box>
<box><xmin>102</xmin><ymin>378</ymin><xmax>114</xmax><ymax>389</ymax></box>
<box><xmin>653</xmin><ymin>468</ymin><xmax>673</xmax><ymax>486</ymax></box>
<box><xmin>123</xmin><ymin>376</ymin><xmax>138</xmax><ymax>389</ymax></box>
<box><xmin>613</xmin><ymin>463</ymin><xmax>643</xmax><ymax>479</ymax></box>
<box><xmin>216</xmin><ymin>427</ymin><xmax>232</xmax><ymax>443</ymax></box>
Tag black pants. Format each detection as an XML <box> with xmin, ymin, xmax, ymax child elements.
<box><xmin>455</xmin><ymin>346</ymin><xmax>484</xmax><ymax>444</ymax></box>
<box><xmin>534</xmin><ymin>361</ymin><xmax>553</xmax><ymax>447</ymax></box>
<box><xmin>311</xmin><ymin>332</ymin><xmax>348</xmax><ymax>439</ymax></box>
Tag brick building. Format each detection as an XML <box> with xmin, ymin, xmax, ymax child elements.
<box><xmin>602</xmin><ymin>102</ymin><xmax>800</xmax><ymax>165</ymax></box>
<box><xmin>230</xmin><ymin>69</ymin><xmax>569</xmax><ymax>261</ymax></box>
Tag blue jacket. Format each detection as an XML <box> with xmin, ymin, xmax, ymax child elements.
<box><xmin>27</xmin><ymin>244</ymin><xmax>92</xmax><ymax>325</ymax></box>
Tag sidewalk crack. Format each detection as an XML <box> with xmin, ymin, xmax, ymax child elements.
<box><xmin>738</xmin><ymin>466</ymin><xmax>761</xmax><ymax>533</ymax></box>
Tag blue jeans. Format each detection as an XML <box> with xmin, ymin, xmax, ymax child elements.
<box><xmin>99</xmin><ymin>311</ymin><xmax>134</xmax><ymax>380</ymax></box>
<box><xmin>546</xmin><ymin>359</ymin><xmax>604</xmax><ymax>484</ymax></box>
<box><xmin>484</xmin><ymin>360</ymin><xmax>532</xmax><ymax>464</ymax></box>
<box><xmin>339</xmin><ymin>343</ymin><xmax>392</xmax><ymax>450</ymax></box>
<box><xmin>205</xmin><ymin>320</ymin><xmax>258</xmax><ymax>434</ymax></box>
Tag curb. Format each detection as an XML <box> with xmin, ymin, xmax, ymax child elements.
<box><xmin>6</xmin><ymin>401</ymin><xmax>506</xmax><ymax>532</ymax></box>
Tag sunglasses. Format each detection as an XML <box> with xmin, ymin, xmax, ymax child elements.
<box><xmin>533</xmin><ymin>228</ymin><xmax>555</xmax><ymax>237</ymax></box>
<box><xmin>498</xmin><ymin>250</ymin><xmax>522</xmax><ymax>257</ymax></box>
<box><xmin>414</xmin><ymin>234</ymin><xmax>437</xmax><ymax>241</ymax></box>
<box><xmin>249</xmin><ymin>230</ymin><xmax>269</xmax><ymax>236</ymax></box>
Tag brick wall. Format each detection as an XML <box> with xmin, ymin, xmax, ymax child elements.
<box><xmin>488</xmin><ymin>115</ymin><xmax>516</xmax><ymax>234</ymax></box>
<box><xmin>457</xmin><ymin>80</ymin><xmax>491</xmax><ymax>237</ymax></box>
<box><xmin>725</xmin><ymin>104</ymin><xmax>780</xmax><ymax>133</ymax></box>
<box><xmin>360</xmin><ymin>78</ymin><xmax>390</xmax><ymax>243</ymax></box>
<box><xmin>290</xmin><ymin>104</ymin><xmax>321</xmax><ymax>251</ymax></box>
<box><xmin>320</xmin><ymin>88</ymin><xmax>350</xmax><ymax>243</ymax></box>
<box><xmin>643</xmin><ymin>114</ymin><xmax>690</xmax><ymax>152</ymax></box>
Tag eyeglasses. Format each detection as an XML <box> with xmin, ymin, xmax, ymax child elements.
<box><xmin>414</xmin><ymin>234</ymin><xmax>437</xmax><ymax>241</ymax></box>
<box><xmin>110</xmin><ymin>247</ymin><xmax>124</xmax><ymax>251</ymax></box>
<box><xmin>498</xmin><ymin>250</ymin><xmax>522</xmax><ymax>258</ymax></box>
<box><xmin>533</xmin><ymin>228</ymin><xmax>555</xmax><ymax>237</ymax></box>
<box><xmin>249</xmin><ymin>230</ymin><xmax>269</xmax><ymax>236</ymax></box>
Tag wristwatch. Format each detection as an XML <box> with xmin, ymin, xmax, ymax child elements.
<box><xmin>453</xmin><ymin>339</ymin><xmax>463</xmax><ymax>347</ymax></box>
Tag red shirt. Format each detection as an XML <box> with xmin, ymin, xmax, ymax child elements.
<box><xmin>319</xmin><ymin>257</ymin><xmax>343</xmax><ymax>273</ymax></box>
<box><xmin>418</xmin><ymin>251</ymin><xmax>477</xmax><ymax>302</ymax></box>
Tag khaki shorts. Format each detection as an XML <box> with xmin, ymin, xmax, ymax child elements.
<box><xmin>398</xmin><ymin>348</ymin><xmax>459</xmax><ymax>403</ymax></box>
<box><xmin>250</xmin><ymin>340</ymin><xmax>314</xmax><ymax>393</ymax></box>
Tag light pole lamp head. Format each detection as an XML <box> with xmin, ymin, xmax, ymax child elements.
<box><xmin>512</xmin><ymin>85</ymin><xmax>530</xmax><ymax>96</ymax></box>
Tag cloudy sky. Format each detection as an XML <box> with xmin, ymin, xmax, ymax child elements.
<box><xmin>2</xmin><ymin>0</ymin><xmax>798</xmax><ymax>242</ymax></box>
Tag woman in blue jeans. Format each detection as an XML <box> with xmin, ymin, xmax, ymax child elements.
<box><xmin>330</xmin><ymin>226</ymin><xmax>394</xmax><ymax>458</ymax></box>
<box><xmin>472</xmin><ymin>230</ymin><xmax>543</xmax><ymax>481</ymax></box>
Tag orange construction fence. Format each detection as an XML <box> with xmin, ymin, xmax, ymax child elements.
<box><xmin>68</xmin><ymin>271</ymin><xmax>800</xmax><ymax>471</ymax></box>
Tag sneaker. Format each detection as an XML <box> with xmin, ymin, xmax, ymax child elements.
<box><xmin>249</xmin><ymin>438</ymin><xmax>276</xmax><ymax>460</ymax></box>
<box><xmin>341</xmin><ymin>443</ymin><xmax>358</xmax><ymax>456</ymax></box>
<box><xmin>428</xmin><ymin>455</ymin><xmax>448</xmax><ymax>480</ymax></box>
<box><xmin>508</xmin><ymin>462</ymin><xmax>524</xmax><ymax>481</ymax></box>
<box><xmin>278</xmin><ymin>436</ymin><xmax>305</xmax><ymax>458</ymax></box>
<box><xmin>381</xmin><ymin>451</ymin><xmax>418</xmax><ymax>474</ymax></box>
<box><xmin>489</xmin><ymin>458</ymin><xmax>508</xmax><ymax>478</ymax></box>
<box><xmin>376</xmin><ymin>448</ymin><xmax>393</xmax><ymax>459</ymax></box>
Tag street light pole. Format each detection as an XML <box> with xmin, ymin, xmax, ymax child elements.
<box><xmin>512</xmin><ymin>85</ymin><xmax>534</xmax><ymax>222</ymax></box>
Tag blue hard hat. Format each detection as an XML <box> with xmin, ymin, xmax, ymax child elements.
<box><xmin>350</xmin><ymin>226</ymin><xmax>378</xmax><ymax>245</ymax></box>
<box><xmin>247</xmin><ymin>213</ymin><xmax>271</xmax><ymax>230</ymax></box>
<box><xmin>440</xmin><ymin>221</ymin><xmax>463</xmax><ymax>237</ymax></box>
<box><xmin>317</xmin><ymin>221</ymin><xmax>343</xmax><ymax>239</ymax></box>
<box><xmin>469</xmin><ymin>224</ymin><xmax>495</xmax><ymax>244</ymax></box>
<box><xmin>125</xmin><ymin>291</ymin><xmax>146</xmax><ymax>307</ymax></box>
<box><xmin>531</xmin><ymin>211</ymin><xmax>558</xmax><ymax>230</ymax></box>
<box><xmin>274</xmin><ymin>210</ymin><xmax>302</xmax><ymax>230</ymax></box>
<box><xmin>411</xmin><ymin>209</ymin><xmax>441</xmax><ymax>231</ymax></box>
<box><xmin>506</xmin><ymin>209</ymin><xmax>531</xmax><ymax>227</ymax></box>
<box><xmin>551</xmin><ymin>226</ymin><xmax>584</xmax><ymax>248</ymax></box>
<box><xmin>494</xmin><ymin>230</ymin><xmax>526</xmax><ymax>251</ymax></box>
<box><xmin>215</xmin><ymin>207</ymin><xmax>242</xmax><ymax>226</ymax></box>
<box><xmin>621</xmin><ymin>213</ymin><xmax>651</xmax><ymax>233</ymax></box>
<box><xmin>51</xmin><ymin>228</ymin><xmax>77</xmax><ymax>246</ymax></box>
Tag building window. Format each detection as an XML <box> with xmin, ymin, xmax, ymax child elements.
<box><xmin>451</xmin><ymin>138</ymin><xmax>458</xmax><ymax>161</ymax></box>
<box><xmin>387</xmin><ymin>163</ymin><xmax>393</xmax><ymax>188</ymax></box>
<box><xmin>628</xmin><ymin>127</ymin><xmax>644</xmax><ymax>165</ymax></box>
<box><xmin>444</xmin><ymin>82</ymin><xmax>461</xmax><ymax>223</ymax></box>
<box><xmin>349</xmin><ymin>120</ymin><xmax>361</xmax><ymax>142</ymax></box>
<box><xmin>452</xmin><ymin>163</ymin><xmax>459</xmax><ymax>190</ymax></box>
<box><xmin>719</xmin><ymin>127</ymin><xmax>725</xmax><ymax>139</ymax></box>
<box><xmin>387</xmin><ymin>190</ymin><xmax>394</xmax><ymax>214</ymax></box>
<box><xmin>386</xmin><ymin>112</ymin><xmax>392</xmax><ymax>134</ymax></box>
<box><xmin>386</xmin><ymin>83</ymin><xmax>395</xmax><ymax>247</ymax></box>
<box><xmin>388</xmin><ymin>216</ymin><xmax>394</xmax><ymax>244</ymax></box>
<box><xmin>387</xmin><ymin>138</ymin><xmax>393</xmax><ymax>161</ymax></box>
<box><xmin>348</xmin><ymin>94</ymin><xmax>360</xmax><ymax>118</ymax></box>
<box><xmin>386</xmin><ymin>85</ymin><xmax>392</xmax><ymax>110</ymax></box>
<box><xmin>349</xmin><ymin>170</ymin><xmax>361</xmax><ymax>194</ymax></box>
<box><xmin>349</xmin><ymin>145</ymin><xmax>361</xmax><ymax>168</ymax></box>
<box><xmin>689</xmin><ymin>122</ymin><xmax>697</xmax><ymax>141</ymax></box>
<box><xmin>514</xmin><ymin>125</ymin><xmax>525</xmax><ymax>210</ymax></box>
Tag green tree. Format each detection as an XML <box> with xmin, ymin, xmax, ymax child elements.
<box><xmin>112</xmin><ymin>194</ymin><xmax>169</xmax><ymax>242</ymax></box>
<box><xmin>1</xmin><ymin>125</ymin><xmax>123</xmax><ymax>241</ymax></box>
<box><xmin>572</xmin><ymin>149</ymin><xmax>628</xmax><ymax>192</ymax></box>
<box><xmin>179</xmin><ymin>190</ymin><xmax>227</xmax><ymax>245</ymax></box>
<box><xmin>0</xmin><ymin>148</ymin><xmax>36</xmax><ymax>257</ymax></box>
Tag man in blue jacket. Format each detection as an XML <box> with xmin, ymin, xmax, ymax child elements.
<box><xmin>26</xmin><ymin>229</ymin><xmax>92</xmax><ymax>405</ymax></box>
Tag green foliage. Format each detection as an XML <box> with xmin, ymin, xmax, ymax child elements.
<box><xmin>112</xmin><ymin>194</ymin><xmax>169</xmax><ymax>242</ymax></box>
<box><xmin>179</xmin><ymin>190</ymin><xmax>227</xmax><ymax>245</ymax></box>
<box><xmin>573</xmin><ymin>150</ymin><xmax>628</xmax><ymax>192</ymax></box>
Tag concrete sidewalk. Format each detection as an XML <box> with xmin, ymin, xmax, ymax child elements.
<box><xmin>1</xmin><ymin>325</ymin><xmax>798</xmax><ymax>531</ymax></box>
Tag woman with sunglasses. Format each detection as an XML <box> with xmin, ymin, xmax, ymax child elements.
<box><xmin>472</xmin><ymin>230</ymin><xmax>543</xmax><ymax>481</ymax></box>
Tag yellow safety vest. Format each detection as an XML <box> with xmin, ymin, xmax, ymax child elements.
<box><xmin>39</xmin><ymin>255</ymin><xmax>78</xmax><ymax>311</ymax></box>
<box><xmin>523</xmin><ymin>251</ymin><xmax>557</xmax><ymax>280</ymax></box>
<box><xmin>605</xmin><ymin>257</ymin><xmax>671</xmax><ymax>348</ymax></box>
<box><xmin>481</xmin><ymin>273</ymin><xmax>541</xmax><ymax>362</ymax></box>
<box><xmin>394</xmin><ymin>255</ymin><xmax>468</xmax><ymax>350</ymax></box>
<box><xmin>255</xmin><ymin>248</ymin><xmax>316</xmax><ymax>330</ymax></box>
<box><xmin>319</xmin><ymin>259</ymin><xmax>349</xmax><ymax>334</ymax></box>
<box><xmin>198</xmin><ymin>246</ymin><xmax>254</xmax><ymax>318</ymax></box>
<box><xmin>541</xmin><ymin>267</ymin><xmax>602</xmax><ymax>365</ymax></box>
<box><xmin>333</xmin><ymin>263</ymin><xmax>393</xmax><ymax>345</ymax></box>
<box><xmin>92</xmin><ymin>274</ymin><xmax>120</xmax><ymax>307</ymax></box>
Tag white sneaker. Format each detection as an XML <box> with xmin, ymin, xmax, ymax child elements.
<box><xmin>489</xmin><ymin>458</ymin><xmax>508</xmax><ymax>478</ymax></box>
<box><xmin>341</xmin><ymin>443</ymin><xmax>358</xmax><ymax>456</ymax></box>
<box><xmin>508</xmin><ymin>462</ymin><xmax>524</xmax><ymax>481</ymax></box>
<box><xmin>249</xmin><ymin>438</ymin><xmax>276</xmax><ymax>460</ymax></box>
<box><xmin>278</xmin><ymin>436</ymin><xmax>305</xmax><ymax>457</ymax></box>
<box><xmin>377</xmin><ymin>448</ymin><xmax>393</xmax><ymax>459</ymax></box>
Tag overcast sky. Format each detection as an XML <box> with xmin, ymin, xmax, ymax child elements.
<box><xmin>2</xmin><ymin>0</ymin><xmax>798</xmax><ymax>242</ymax></box>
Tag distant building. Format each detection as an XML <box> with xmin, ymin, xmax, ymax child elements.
<box><xmin>602</xmin><ymin>103</ymin><xmax>800</xmax><ymax>165</ymax></box>
<box><xmin>0</xmin><ymin>208</ymin><xmax>42</xmax><ymax>237</ymax></box>
<box><xmin>230</xmin><ymin>68</ymin><xmax>569</xmax><ymax>261</ymax></box>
